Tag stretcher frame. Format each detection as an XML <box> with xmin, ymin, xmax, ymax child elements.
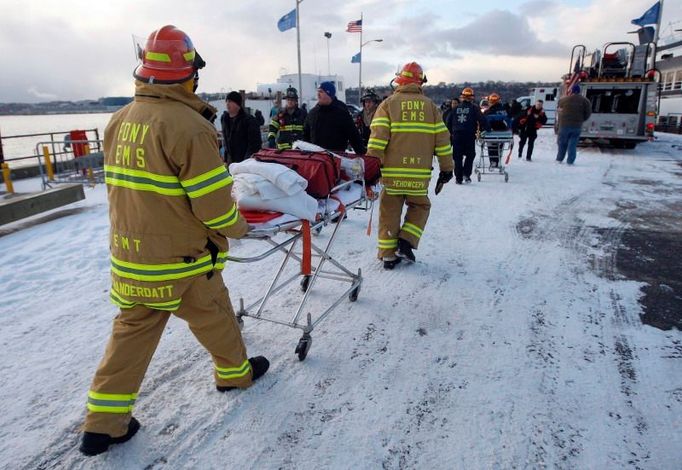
<box><xmin>228</xmin><ymin>178</ymin><xmax>376</xmax><ymax>361</ymax></box>
<box><xmin>475</xmin><ymin>131</ymin><xmax>513</xmax><ymax>182</ymax></box>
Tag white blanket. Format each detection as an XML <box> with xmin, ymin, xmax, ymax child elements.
<box><xmin>230</xmin><ymin>159</ymin><xmax>307</xmax><ymax>196</ymax></box>
<box><xmin>238</xmin><ymin>192</ymin><xmax>319</xmax><ymax>221</ymax></box>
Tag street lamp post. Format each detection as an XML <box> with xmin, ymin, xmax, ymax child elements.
<box><xmin>359</xmin><ymin>38</ymin><xmax>383</xmax><ymax>106</ymax></box>
<box><xmin>324</xmin><ymin>32</ymin><xmax>332</xmax><ymax>75</ymax></box>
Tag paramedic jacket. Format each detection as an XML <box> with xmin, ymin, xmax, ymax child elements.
<box><xmin>268</xmin><ymin>107</ymin><xmax>306</xmax><ymax>150</ymax></box>
<box><xmin>366</xmin><ymin>83</ymin><xmax>453</xmax><ymax>197</ymax></box>
<box><xmin>446</xmin><ymin>100</ymin><xmax>485</xmax><ymax>141</ymax></box>
<box><xmin>103</xmin><ymin>81</ymin><xmax>248</xmax><ymax>313</ymax></box>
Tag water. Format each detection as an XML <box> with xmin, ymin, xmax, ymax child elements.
<box><xmin>0</xmin><ymin>113</ymin><xmax>114</xmax><ymax>165</ymax></box>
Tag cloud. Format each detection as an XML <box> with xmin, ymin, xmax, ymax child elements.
<box><xmin>26</xmin><ymin>87</ymin><xmax>58</xmax><ymax>101</ymax></box>
<box><xmin>519</xmin><ymin>0</ymin><xmax>560</xmax><ymax>17</ymax></box>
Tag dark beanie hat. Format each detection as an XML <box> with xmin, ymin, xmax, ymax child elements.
<box><xmin>318</xmin><ymin>81</ymin><xmax>336</xmax><ymax>99</ymax></box>
<box><xmin>226</xmin><ymin>91</ymin><xmax>243</xmax><ymax>107</ymax></box>
<box><xmin>571</xmin><ymin>84</ymin><xmax>581</xmax><ymax>94</ymax></box>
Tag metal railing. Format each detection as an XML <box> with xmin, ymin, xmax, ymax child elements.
<box><xmin>0</xmin><ymin>128</ymin><xmax>101</xmax><ymax>167</ymax></box>
<box><xmin>36</xmin><ymin>140</ymin><xmax>104</xmax><ymax>189</ymax></box>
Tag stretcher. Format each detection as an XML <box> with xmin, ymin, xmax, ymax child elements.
<box><xmin>475</xmin><ymin>130</ymin><xmax>513</xmax><ymax>183</ymax></box>
<box><xmin>228</xmin><ymin>176</ymin><xmax>377</xmax><ymax>361</ymax></box>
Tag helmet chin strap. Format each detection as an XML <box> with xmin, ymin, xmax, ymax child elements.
<box><xmin>192</xmin><ymin>71</ymin><xmax>199</xmax><ymax>92</ymax></box>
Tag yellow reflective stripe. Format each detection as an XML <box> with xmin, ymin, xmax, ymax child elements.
<box><xmin>145</xmin><ymin>51</ymin><xmax>171</xmax><ymax>62</ymax></box>
<box><xmin>111</xmin><ymin>254</ymin><xmax>216</xmax><ymax>282</ymax></box>
<box><xmin>370</xmin><ymin>117</ymin><xmax>390</xmax><ymax>128</ymax></box>
<box><xmin>203</xmin><ymin>203</ymin><xmax>239</xmax><ymax>229</ymax></box>
<box><xmin>435</xmin><ymin>144</ymin><xmax>452</xmax><ymax>153</ymax></box>
<box><xmin>110</xmin><ymin>290</ymin><xmax>135</xmax><ymax>308</ymax></box>
<box><xmin>390</xmin><ymin>122</ymin><xmax>445</xmax><ymax>134</ymax></box>
<box><xmin>267</xmin><ymin>132</ymin><xmax>276</xmax><ymax>139</ymax></box>
<box><xmin>367</xmin><ymin>138</ymin><xmax>388</xmax><ymax>149</ymax></box>
<box><xmin>378</xmin><ymin>238</ymin><xmax>398</xmax><ymax>248</ymax></box>
<box><xmin>277</xmin><ymin>143</ymin><xmax>292</xmax><ymax>150</ymax></box>
<box><xmin>214</xmin><ymin>252</ymin><xmax>228</xmax><ymax>270</ymax></box>
<box><xmin>104</xmin><ymin>165</ymin><xmax>185</xmax><ymax>196</ymax></box>
<box><xmin>367</xmin><ymin>144</ymin><xmax>385</xmax><ymax>151</ymax></box>
<box><xmin>183</xmin><ymin>50</ymin><xmax>195</xmax><ymax>62</ymax></box>
<box><xmin>382</xmin><ymin>167</ymin><xmax>431</xmax><ymax>174</ymax></box>
<box><xmin>280</xmin><ymin>125</ymin><xmax>304</xmax><ymax>131</ymax></box>
<box><xmin>87</xmin><ymin>390</ymin><xmax>137</xmax><ymax>414</ymax></box>
<box><xmin>216</xmin><ymin>359</ymin><xmax>251</xmax><ymax>379</ymax></box>
<box><xmin>181</xmin><ymin>166</ymin><xmax>233</xmax><ymax>199</ymax></box>
<box><xmin>381</xmin><ymin>173</ymin><xmax>431</xmax><ymax>179</ymax></box>
<box><xmin>402</xmin><ymin>71</ymin><xmax>414</xmax><ymax>77</ymax></box>
<box><xmin>402</xmin><ymin>222</ymin><xmax>423</xmax><ymax>238</ymax></box>
<box><xmin>270</xmin><ymin>120</ymin><xmax>280</xmax><ymax>129</ymax></box>
<box><xmin>385</xmin><ymin>188</ymin><xmax>428</xmax><ymax>196</ymax></box>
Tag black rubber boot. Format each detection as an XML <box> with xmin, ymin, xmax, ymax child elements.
<box><xmin>396</xmin><ymin>238</ymin><xmax>416</xmax><ymax>263</ymax></box>
<box><xmin>382</xmin><ymin>256</ymin><xmax>402</xmax><ymax>270</ymax></box>
<box><xmin>216</xmin><ymin>356</ymin><xmax>270</xmax><ymax>392</ymax></box>
<box><xmin>80</xmin><ymin>417</ymin><xmax>140</xmax><ymax>456</ymax></box>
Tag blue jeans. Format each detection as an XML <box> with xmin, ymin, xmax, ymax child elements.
<box><xmin>556</xmin><ymin>127</ymin><xmax>582</xmax><ymax>164</ymax></box>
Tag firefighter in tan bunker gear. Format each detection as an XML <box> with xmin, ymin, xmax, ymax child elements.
<box><xmin>367</xmin><ymin>62</ymin><xmax>454</xmax><ymax>269</ymax></box>
<box><xmin>79</xmin><ymin>25</ymin><xmax>269</xmax><ymax>457</ymax></box>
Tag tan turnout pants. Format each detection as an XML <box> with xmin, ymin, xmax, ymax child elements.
<box><xmin>83</xmin><ymin>273</ymin><xmax>251</xmax><ymax>437</ymax></box>
<box><xmin>377</xmin><ymin>190</ymin><xmax>431</xmax><ymax>258</ymax></box>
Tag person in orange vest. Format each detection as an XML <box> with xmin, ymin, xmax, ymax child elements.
<box><xmin>367</xmin><ymin>62</ymin><xmax>453</xmax><ymax>269</ymax></box>
<box><xmin>79</xmin><ymin>25</ymin><xmax>269</xmax><ymax>456</ymax></box>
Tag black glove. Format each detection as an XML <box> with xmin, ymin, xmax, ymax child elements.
<box><xmin>435</xmin><ymin>170</ymin><xmax>453</xmax><ymax>195</ymax></box>
<box><xmin>268</xmin><ymin>137</ymin><xmax>276</xmax><ymax>149</ymax></box>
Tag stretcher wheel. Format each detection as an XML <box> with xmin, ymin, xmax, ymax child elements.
<box><xmin>504</xmin><ymin>173</ymin><xmax>509</xmax><ymax>183</ymax></box>
<box><xmin>295</xmin><ymin>334</ymin><xmax>312</xmax><ymax>361</ymax></box>
<box><xmin>300</xmin><ymin>275</ymin><xmax>311</xmax><ymax>292</ymax></box>
<box><xmin>477</xmin><ymin>173</ymin><xmax>481</xmax><ymax>182</ymax></box>
<box><xmin>349</xmin><ymin>284</ymin><xmax>361</xmax><ymax>302</ymax></box>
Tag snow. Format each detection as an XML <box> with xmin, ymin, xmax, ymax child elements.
<box><xmin>1</xmin><ymin>129</ymin><xmax>681</xmax><ymax>469</ymax></box>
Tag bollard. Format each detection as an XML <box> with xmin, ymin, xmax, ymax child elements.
<box><xmin>42</xmin><ymin>145</ymin><xmax>55</xmax><ymax>181</ymax></box>
<box><xmin>87</xmin><ymin>167</ymin><xmax>95</xmax><ymax>186</ymax></box>
<box><xmin>2</xmin><ymin>163</ymin><xmax>14</xmax><ymax>194</ymax></box>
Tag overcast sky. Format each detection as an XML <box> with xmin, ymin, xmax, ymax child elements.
<box><xmin>1</xmin><ymin>0</ymin><xmax>680</xmax><ymax>102</ymax></box>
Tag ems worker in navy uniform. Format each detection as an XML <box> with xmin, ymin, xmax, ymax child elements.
<box><xmin>446</xmin><ymin>87</ymin><xmax>484</xmax><ymax>184</ymax></box>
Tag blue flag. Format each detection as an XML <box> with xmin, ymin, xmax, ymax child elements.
<box><xmin>277</xmin><ymin>9</ymin><xmax>296</xmax><ymax>32</ymax></box>
<box><xmin>631</xmin><ymin>1</ymin><xmax>660</xmax><ymax>27</ymax></box>
<box><xmin>351</xmin><ymin>52</ymin><xmax>361</xmax><ymax>63</ymax></box>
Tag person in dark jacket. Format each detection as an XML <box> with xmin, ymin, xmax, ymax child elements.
<box><xmin>254</xmin><ymin>109</ymin><xmax>265</xmax><ymax>127</ymax></box>
<box><xmin>442</xmin><ymin>98</ymin><xmax>460</xmax><ymax>126</ymax></box>
<box><xmin>220</xmin><ymin>91</ymin><xmax>261</xmax><ymax>165</ymax></box>
<box><xmin>356</xmin><ymin>88</ymin><xmax>380</xmax><ymax>147</ymax></box>
<box><xmin>510</xmin><ymin>99</ymin><xmax>523</xmax><ymax>134</ymax></box>
<box><xmin>556</xmin><ymin>84</ymin><xmax>592</xmax><ymax>165</ymax></box>
<box><xmin>304</xmin><ymin>81</ymin><xmax>366</xmax><ymax>153</ymax></box>
<box><xmin>446</xmin><ymin>88</ymin><xmax>484</xmax><ymax>184</ymax></box>
<box><xmin>517</xmin><ymin>100</ymin><xmax>547</xmax><ymax>161</ymax></box>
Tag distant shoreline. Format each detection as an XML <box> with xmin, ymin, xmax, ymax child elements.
<box><xmin>0</xmin><ymin>110</ymin><xmax>119</xmax><ymax>117</ymax></box>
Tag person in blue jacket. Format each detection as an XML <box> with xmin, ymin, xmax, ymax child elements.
<box><xmin>482</xmin><ymin>92</ymin><xmax>511</xmax><ymax>168</ymax></box>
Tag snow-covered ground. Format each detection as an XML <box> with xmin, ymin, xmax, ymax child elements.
<box><xmin>1</xmin><ymin>129</ymin><xmax>681</xmax><ymax>469</ymax></box>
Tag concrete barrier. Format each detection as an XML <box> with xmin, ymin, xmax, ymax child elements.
<box><xmin>0</xmin><ymin>184</ymin><xmax>85</xmax><ymax>225</ymax></box>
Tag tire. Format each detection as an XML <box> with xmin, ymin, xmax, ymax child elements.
<box><xmin>349</xmin><ymin>284</ymin><xmax>361</xmax><ymax>302</ymax></box>
<box><xmin>295</xmin><ymin>334</ymin><xmax>312</xmax><ymax>361</ymax></box>
<box><xmin>300</xmin><ymin>275</ymin><xmax>311</xmax><ymax>293</ymax></box>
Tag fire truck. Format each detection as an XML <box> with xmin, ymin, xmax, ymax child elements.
<box><xmin>560</xmin><ymin>42</ymin><xmax>659</xmax><ymax>148</ymax></box>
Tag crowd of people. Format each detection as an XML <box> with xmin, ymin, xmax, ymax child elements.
<box><xmin>80</xmin><ymin>24</ymin><xmax>594</xmax><ymax>457</ymax></box>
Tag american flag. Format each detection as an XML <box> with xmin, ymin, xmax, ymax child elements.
<box><xmin>346</xmin><ymin>19</ymin><xmax>362</xmax><ymax>33</ymax></box>
<box><xmin>565</xmin><ymin>58</ymin><xmax>582</xmax><ymax>95</ymax></box>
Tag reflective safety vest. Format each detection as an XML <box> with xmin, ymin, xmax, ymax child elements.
<box><xmin>367</xmin><ymin>83</ymin><xmax>453</xmax><ymax>196</ymax></box>
<box><xmin>103</xmin><ymin>82</ymin><xmax>248</xmax><ymax>312</ymax></box>
<box><xmin>268</xmin><ymin>108</ymin><xmax>305</xmax><ymax>150</ymax></box>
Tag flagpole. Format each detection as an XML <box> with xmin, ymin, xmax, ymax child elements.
<box><xmin>296</xmin><ymin>0</ymin><xmax>303</xmax><ymax>103</ymax></box>
<box><xmin>654</xmin><ymin>0</ymin><xmax>664</xmax><ymax>44</ymax></box>
<box><xmin>358</xmin><ymin>12</ymin><xmax>363</xmax><ymax>107</ymax></box>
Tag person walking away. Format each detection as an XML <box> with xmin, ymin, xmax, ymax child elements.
<box><xmin>442</xmin><ymin>97</ymin><xmax>460</xmax><ymax>126</ymax></box>
<box><xmin>220</xmin><ymin>91</ymin><xmax>261</xmax><ymax>165</ymax></box>
<box><xmin>447</xmin><ymin>87</ymin><xmax>484</xmax><ymax>184</ymax></box>
<box><xmin>482</xmin><ymin>92</ymin><xmax>510</xmax><ymax>168</ymax></box>
<box><xmin>304</xmin><ymin>81</ymin><xmax>366</xmax><ymax>153</ymax></box>
<box><xmin>268</xmin><ymin>87</ymin><xmax>305</xmax><ymax>150</ymax></box>
<box><xmin>510</xmin><ymin>99</ymin><xmax>523</xmax><ymax>134</ymax></box>
<box><xmin>254</xmin><ymin>109</ymin><xmax>265</xmax><ymax>127</ymax></box>
<box><xmin>79</xmin><ymin>25</ymin><xmax>269</xmax><ymax>457</ymax></box>
<box><xmin>356</xmin><ymin>88</ymin><xmax>381</xmax><ymax>147</ymax></box>
<box><xmin>517</xmin><ymin>99</ymin><xmax>547</xmax><ymax>161</ymax></box>
<box><xmin>556</xmin><ymin>84</ymin><xmax>591</xmax><ymax>165</ymax></box>
<box><xmin>367</xmin><ymin>62</ymin><xmax>453</xmax><ymax>269</ymax></box>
